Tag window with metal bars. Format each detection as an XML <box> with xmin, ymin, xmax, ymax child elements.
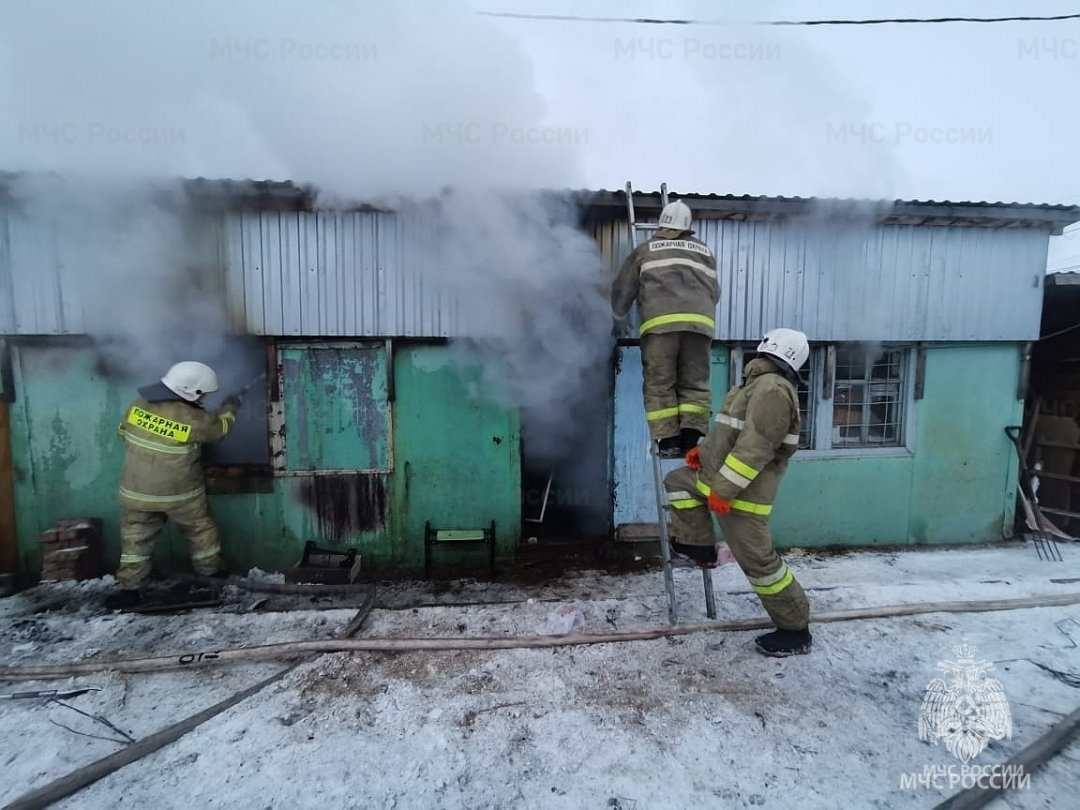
<box><xmin>831</xmin><ymin>346</ymin><xmax>906</xmax><ymax>448</ymax></box>
<box><xmin>795</xmin><ymin>361</ymin><xmax>817</xmax><ymax>450</ymax></box>
<box><xmin>734</xmin><ymin>345</ymin><xmax>816</xmax><ymax>449</ymax></box>
<box><xmin>735</xmin><ymin>343</ymin><xmax>911</xmax><ymax>453</ymax></box>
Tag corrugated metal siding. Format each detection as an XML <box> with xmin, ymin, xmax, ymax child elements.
<box><xmin>596</xmin><ymin>220</ymin><xmax>1049</xmax><ymax>341</ymax></box>
<box><xmin>0</xmin><ymin>208</ymin><xmax>225</xmax><ymax>336</ymax></box>
<box><xmin>2</xmin><ymin>206</ymin><xmax>1049</xmax><ymax>340</ymax></box>
<box><xmin>0</xmin><ymin>211</ymin><xmax>83</xmax><ymax>335</ymax></box>
<box><xmin>224</xmin><ymin>210</ymin><xmax>461</xmax><ymax>336</ymax></box>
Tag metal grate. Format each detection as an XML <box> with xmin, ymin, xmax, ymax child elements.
<box><xmin>796</xmin><ymin>353</ymin><xmax>817</xmax><ymax>450</ymax></box>
<box><xmin>738</xmin><ymin>344</ymin><xmax>817</xmax><ymax>449</ymax></box>
<box><xmin>832</xmin><ymin>347</ymin><xmax>905</xmax><ymax>447</ymax></box>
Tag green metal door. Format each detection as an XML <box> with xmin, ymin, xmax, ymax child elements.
<box><xmin>279</xmin><ymin>344</ymin><xmax>391</xmax><ymax>472</ymax></box>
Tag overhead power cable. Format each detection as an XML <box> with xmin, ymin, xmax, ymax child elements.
<box><xmin>479</xmin><ymin>11</ymin><xmax>1080</xmax><ymax>27</ymax></box>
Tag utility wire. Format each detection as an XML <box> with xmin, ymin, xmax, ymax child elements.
<box><xmin>479</xmin><ymin>11</ymin><xmax>1080</xmax><ymax>26</ymax></box>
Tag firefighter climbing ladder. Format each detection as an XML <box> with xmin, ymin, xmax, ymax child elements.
<box><xmin>624</xmin><ymin>181</ymin><xmax>717</xmax><ymax>624</ymax></box>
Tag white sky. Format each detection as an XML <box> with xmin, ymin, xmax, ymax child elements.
<box><xmin>1</xmin><ymin>0</ymin><xmax>1078</xmax><ymax>267</ymax></box>
<box><xmin>488</xmin><ymin>0</ymin><xmax>1080</xmax><ymax>269</ymax></box>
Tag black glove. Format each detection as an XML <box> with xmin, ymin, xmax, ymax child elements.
<box><xmin>222</xmin><ymin>396</ymin><xmax>241</xmax><ymax>411</ymax></box>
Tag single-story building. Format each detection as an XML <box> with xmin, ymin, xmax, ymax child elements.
<box><xmin>1</xmin><ymin>178</ymin><xmax>1077</xmax><ymax>578</ymax></box>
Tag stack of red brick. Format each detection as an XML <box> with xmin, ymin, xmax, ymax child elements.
<box><xmin>38</xmin><ymin>518</ymin><xmax>104</xmax><ymax>582</ymax></box>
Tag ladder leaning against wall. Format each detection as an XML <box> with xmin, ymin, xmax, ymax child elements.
<box><xmin>623</xmin><ymin>181</ymin><xmax>717</xmax><ymax>624</ymax></box>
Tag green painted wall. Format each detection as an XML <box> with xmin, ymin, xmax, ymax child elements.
<box><xmin>7</xmin><ymin>341</ymin><xmax>1026</xmax><ymax>577</ymax></box>
<box><xmin>10</xmin><ymin>346</ymin><xmax>129</xmax><ymax>575</ymax></box>
<box><xmin>9</xmin><ymin>342</ymin><xmax>521</xmax><ymax>577</ymax></box>
<box><xmin>772</xmin><ymin>344</ymin><xmax>1022</xmax><ymax>547</ymax></box>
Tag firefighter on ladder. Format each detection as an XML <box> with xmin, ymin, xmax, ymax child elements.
<box><xmin>611</xmin><ymin>199</ymin><xmax>720</xmax><ymax>458</ymax></box>
<box><xmin>104</xmin><ymin>361</ymin><xmax>238</xmax><ymax>610</ymax></box>
<box><xmin>664</xmin><ymin>328</ymin><xmax>813</xmax><ymax>656</ymax></box>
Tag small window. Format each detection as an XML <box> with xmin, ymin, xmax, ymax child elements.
<box><xmin>200</xmin><ymin>339</ymin><xmax>272</xmax><ymax>469</ymax></box>
<box><xmin>735</xmin><ymin>342</ymin><xmax>910</xmax><ymax>453</ymax></box>
<box><xmin>832</xmin><ymin>346</ymin><xmax>906</xmax><ymax>448</ymax></box>
<box><xmin>734</xmin><ymin>345</ymin><xmax>816</xmax><ymax>449</ymax></box>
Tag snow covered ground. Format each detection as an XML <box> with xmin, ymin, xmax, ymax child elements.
<box><xmin>1</xmin><ymin>542</ymin><xmax>1079</xmax><ymax>809</ymax></box>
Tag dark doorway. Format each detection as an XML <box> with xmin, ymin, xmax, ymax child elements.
<box><xmin>1025</xmin><ymin>273</ymin><xmax>1080</xmax><ymax>533</ymax></box>
<box><xmin>520</xmin><ymin>354</ymin><xmax>612</xmax><ymax>549</ymax></box>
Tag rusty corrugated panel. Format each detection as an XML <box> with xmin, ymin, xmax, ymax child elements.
<box><xmin>595</xmin><ymin>219</ymin><xmax>1047</xmax><ymax>342</ymax></box>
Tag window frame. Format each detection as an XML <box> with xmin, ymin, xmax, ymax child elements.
<box><xmin>731</xmin><ymin>342</ymin><xmax>917</xmax><ymax>458</ymax></box>
<box><xmin>200</xmin><ymin>339</ymin><xmax>275</xmax><ymax>480</ymax></box>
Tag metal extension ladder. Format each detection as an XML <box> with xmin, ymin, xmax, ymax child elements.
<box><xmin>624</xmin><ymin>181</ymin><xmax>717</xmax><ymax>624</ymax></box>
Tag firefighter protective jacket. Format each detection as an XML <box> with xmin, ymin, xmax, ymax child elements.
<box><xmin>611</xmin><ymin>234</ymin><xmax>719</xmax><ymax>338</ymax></box>
<box><xmin>117</xmin><ymin>396</ymin><xmax>236</xmax><ymax>505</ymax></box>
<box><xmin>696</xmin><ymin>357</ymin><xmax>800</xmax><ymax>517</ymax></box>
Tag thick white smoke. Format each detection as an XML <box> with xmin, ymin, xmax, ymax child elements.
<box><xmin>415</xmin><ymin>188</ymin><xmax>612</xmax><ymax>462</ymax></box>
<box><xmin>0</xmin><ymin>0</ymin><xmax>585</xmax><ymax>192</ymax></box>
<box><xmin>0</xmin><ymin>0</ymin><xmax>612</xmax><ymax>463</ymax></box>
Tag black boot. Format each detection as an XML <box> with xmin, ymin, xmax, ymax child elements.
<box><xmin>657</xmin><ymin>435</ymin><xmax>683</xmax><ymax>459</ymax></box>
<box><xmin>680</xmin><ymin>428</ymin><xmax>705</xmax><ymax>455</ymax></box>
<box><xmin>103</xmin><ymin>589</ymin><xmax>142</xmax><ymax>611</ymax></box>
<box><xmin>670</xmin><ymin>539</ymin><xmax>719</xmax><ymax>568</ymax></box>
<box><xmin>755</xmin><ymin>628</ymin><xmax>812</xmax><ymax>657</ymax></box>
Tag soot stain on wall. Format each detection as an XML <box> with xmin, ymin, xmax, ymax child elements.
<box><xmin>297</xmin><ymin>474</ymin><xmax>388</xmax><ymax>543</ymax></box>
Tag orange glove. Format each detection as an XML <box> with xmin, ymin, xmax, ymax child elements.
<box><xmin>685</xmin><ymin>446</ymin><xmax>701</xmax><ymax>470</ymax></box>
<box><xmin>708</xmin><ymin>492</ymin><xmax>731</xmax><ymax>515</ymax></box>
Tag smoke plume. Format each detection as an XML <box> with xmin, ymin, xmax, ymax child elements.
<box><xmin>415</xmin><ymin>188</ymin><xmax>611</xmax><ymax>463</ymax></box>
<box><xmin>0</xmin><ymin>1</ymin><xmax>611</xmax><ymax>462</ymax></box>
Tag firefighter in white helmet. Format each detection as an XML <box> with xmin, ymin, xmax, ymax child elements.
<box><xmin>104</xmin><ymin>361</ymin><xmax>238</xmax><ymax>610</ymax></box>
<box><xmin>611</xmin><ymin>199</ymin><xmax>720</xmax><ymax>457</ymax></box>
<box><xmin>664</xmin><ymin>328</ymin><xmax>813</xmax><ymax>656</ymax></box>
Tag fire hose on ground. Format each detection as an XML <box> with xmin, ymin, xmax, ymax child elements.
<box><xmin>2</xmin><ymin>591</ymin><xmax>1079</xmax><ymax>810</ymax></box>
<box><xmin>3</xmin><ymin>592</ymin><xmax>1079</xmax><ymax>681</ymax></box>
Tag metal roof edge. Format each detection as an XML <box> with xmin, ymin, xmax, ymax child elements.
<box><xmin>582</xmin><ymin>189</ymin><xmax>1080</xmax><ymax>231</ymax></box>
<box><xmin>3</xmin><ymin>172</ymin><xmax>1077</xmax><ymax>229</ymax></box>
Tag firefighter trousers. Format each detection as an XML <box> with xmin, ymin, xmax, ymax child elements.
<box><xmin>664</xmin><ymin>466</ymin><xmax>809</xmax><ymax>630</ymax></box>
<box><xmin>640</xmin><ymin>331</ymin><xmax>712</xmax><ymax>441</ymax></box>
<box><xmin>116</xmin><ymin>492</ymin><xmax>222</xmax><ymax>590</ymax></box>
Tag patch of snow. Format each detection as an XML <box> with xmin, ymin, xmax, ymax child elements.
<box><xmin>0</xmin><ymin>544</ymin><xmax>1077</xmax><ymax>808</ymax></box>
<box><xmin>243</xmin><ymin>568</ymin><xmax>287</xmax><ymax>585</ymax></box>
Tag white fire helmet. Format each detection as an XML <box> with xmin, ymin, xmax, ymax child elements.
<box><xmin>756</xmin><ymin>328</ymin><xmax>809</xmax><ymax>373</ymax></box>
<box><xmin>657</xmin><ymin>200</ymin><xmax>692</xmax><ymax>232</ymax></box>
<box><xmin>162</xmin><ymin>361</ymin><xmax>220</xmax><ymax>402</ymax></box>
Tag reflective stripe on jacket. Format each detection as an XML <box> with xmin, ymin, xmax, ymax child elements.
<box><xmin>611</xmin><ymin>235</ymin><xmax>720</xmax><ymax>337</ymax></box>
<box><xmin>118</xmin><ymin>397</ymin><xmax>235</xmax><ymax>503</ymax></box>
<box><xmin>697</xmin><ymin>357</ymin><xmax>800</xmax><ymax>515</ymax></box>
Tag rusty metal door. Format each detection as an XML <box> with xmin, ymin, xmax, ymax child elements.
<box><xmin>275</xmin><ymin>343</ymin><xmax>391</xmax><ymax>473</ymax></box>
